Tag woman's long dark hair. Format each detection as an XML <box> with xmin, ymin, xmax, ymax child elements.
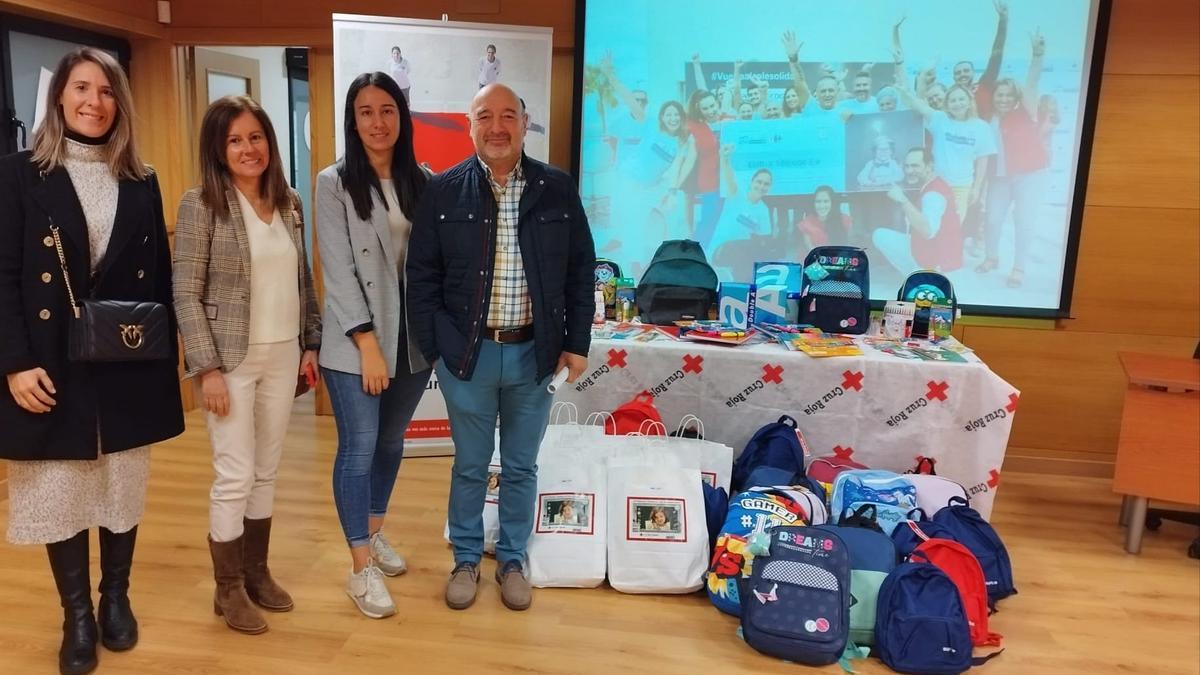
<box><xmin>338</xmin><ymin>72</ymin><xmax>426</xmax><ymax>222</ymax></box>
<box><xmin>812</xmin><ymin>185</ymin><xmax>842</xmax><ymax>225</ymax></box>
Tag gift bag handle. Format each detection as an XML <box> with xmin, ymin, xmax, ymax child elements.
<box><xmin>674</xmin><ymin>414</ymin><xmax>706</xmax><ymax>439</ymax></box>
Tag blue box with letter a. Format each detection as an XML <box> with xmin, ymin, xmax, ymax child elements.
<box><xmin>718</xmin><ymin>282</ymin><xmax>756</xmax><ymax>330</ymax></box>
<box><xmin>754</xmin><ymin>261</ymin><xmax>804</xmax><ymax>294</ymax></box>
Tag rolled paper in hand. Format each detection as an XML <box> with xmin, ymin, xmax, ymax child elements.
<box><xmin>546</xmin><ymin>367</ymin><xmax>569</xmax><ymax>393</ymax></box>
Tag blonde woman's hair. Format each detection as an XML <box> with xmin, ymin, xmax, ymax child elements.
<box><xmin>31</xmin><ymin>47</ymin><xmax>147</xmax><ymax>181</ymax></box>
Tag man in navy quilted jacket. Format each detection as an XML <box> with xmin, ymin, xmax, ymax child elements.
<box><xmin>407</xmin><ymin>83</ymin><xmax>595</xmax><ymax>611</ymax></box>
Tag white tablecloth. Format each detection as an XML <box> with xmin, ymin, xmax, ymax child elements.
<box><xmin>555</xmin><ymin>336</ymin><xmax>1019</xmax><ymax>519</ymax></box>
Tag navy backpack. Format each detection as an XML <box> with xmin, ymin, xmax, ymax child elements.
<box><xmin>636</xmin><ymin>239</ymin><xmax>719</xmax><ymax>324</ymax></box>
<box><xmin>933</xmin><ymin>497</ymin><xmax>1016</xmax><ymax>606</ymax></box>
<box><xmin>875</xmin><ymin>562</ymin><xmax>974</xmax><ymax>674</ymax></box>
<box><xmin>798</xmin><ymin>246</ymin><xmax>870</xmax><ymax>334</ymax></box>
<box><xmin>702</xmin><ymin>481</ymin><xmax>729</xmax><ymax>551</ymax></box>
<box><xmin>740</xmin><ymin>526</ymin><xmax>851</xmax><ymax>666</ymax></box>
<box><xmin>731</xmin><ymin>415</ymin><xmax>808</xmax><ymax>493</ymax></box>
<box><xmin>891</xmin><ymin>508</ymin><xmax>960</xmax><ymax>561</ymax></box>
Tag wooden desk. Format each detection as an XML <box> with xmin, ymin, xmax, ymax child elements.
<box><xmin>1114</xmin><ymin>352</ymin><xmax>1200</xmax><ymax>553</ymax></box>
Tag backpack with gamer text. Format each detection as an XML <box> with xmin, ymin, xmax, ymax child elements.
<box><xmin>741</xmin><ymin>526</ymin><xmax>851</xmax><ymax>666</ymax></box>
<box><xmin>875</xmin><ymin>562</ymin><xmax>974</xmax><ymax>674</ymax></box>
<box><xmin>933</xmin><ymin>497</ymin><xmax>1016</xmax><ymax>606</ymax></box>
<box><xmin>898</xmin><ymin>270</ymin><xmax>957</xmax><ymax>338</ymax></box>
<box><xmin>637</xmin><ymin>239</ymin><xmax>718</xmax><ymax>325</ymax></box>
<box><xmin>605</xmin><ymin>391</ymin><xmax>664</xmax><ymax>436</ymax></box>
<box><xmin>799</xmin><ymin>246</ymin><xmax>870</xmax><ymax>334</ymax></box>
<box><xmin>731</xmin><ymin>415</ymin><xmax>809</xmax><ymax>492</ymax></box>
<box><xmin>706</xmin><ymin>486</ymin><xmax>826</xmax><ymax>616</ymax></box>
<box><xmin>816</xmin><ymin>524</ymin><xmax>897</xmax><ymax>646</ymax></box>
<box><xmin>912</xmin><ymin>538</ymin><xmax>1003</xmax><ymax>648</ymax></box>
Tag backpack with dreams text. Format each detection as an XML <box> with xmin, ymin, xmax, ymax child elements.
<box><xmin>731</xmin><ymin>414</ymin><xmax>809</xmax><ymax>493</ymax></box>
<box><xmin>799</xmin><ymin>246</ymin><xmax>870</xmax><ymax>334</ymax></box>
<box><xmin>875</xmin><ymin>562</ymin><xmax>974</xmax><ymax>674</ymax></box>
<box><xmin>815</xmin><ymin>523</ymin><xmax>897</xmax><ymax>647</ymax></box>
<box><xmin>912</xmin><ymin>538</ymin><xmax>1003</xmax><ymax>649</ymax></box>
<box><xmin>740</xmin><ymin>526</ymin><xmax>851</xmax><ymax>666</ymax></box>
<box><xmin>932</xmin><ymin>496</ymin><xmax>1016</xmax><ymax>606</ymax></box>
<box><xmin>898</xmin><ymin>270</ymin><xmax>957</xmax><ymax>338</ymax></box>
<box><xmin>636</xmin><ymin>239</ymin><xmax>718</xmax><ymax>325</ymax></box>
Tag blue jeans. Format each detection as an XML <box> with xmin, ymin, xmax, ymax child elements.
<box><xmin>437</xmin><ymin>340</ymin><xmax>554</xmax><ymax>566</ymax></box>
<box><xmin>323</xmin><ymin>364</ymin><xmax>432</xmax><ymax>548</ymax></box>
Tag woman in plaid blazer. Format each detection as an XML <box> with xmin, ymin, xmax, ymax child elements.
<box><xmin>173</xmin><ymin>96</ymin><xmax>320</xmax><ymax>635</ymax></box>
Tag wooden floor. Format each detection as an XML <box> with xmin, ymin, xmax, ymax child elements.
<box><xmin>1</xmin><ymin>396</ymin><xmax>1198</xmax><ymax>675</ymax></box>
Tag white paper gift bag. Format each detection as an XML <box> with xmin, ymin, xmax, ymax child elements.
<box><xmin>606</xmin><ymin>435</ymin><xmax>709</xmax><ymax>594</ymax></box>
<box><xmin>526</xmin><ymin>449</ymin><xmax>608</xmax><ymax>588</ymax></box>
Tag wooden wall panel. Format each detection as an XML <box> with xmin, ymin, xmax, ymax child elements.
<box><xmin>1103</xmin><ymin>0</ymin><xmax>1200</xmax><ymax>75</ymax></box>
<box><xmin>1066</xmin><ymin>206</ymin><xmax>1200</xmax><ymax>335</ymax></box>
<box><xmin>1085</xmin><ymin>75</ymin><xmax>1200</xmax><ymax>210</ymax></box>
<box><xmin>0</xmin><ymin>0</ymin><xmax>164</xmax><ymax>37</ymax></box>
<box><xmin>171</xmin><ymin>0</ymin><xmax>576</xmax><ymax>48</ymax></box>
<box><xmin>309</xmin><ymin>48</ymin><xmax>335</xmax><ymax>417</ymax></box>
<box><xmin>963</xmin><ymin>328</ymin><xmax>1197</xmax><ymax>466</ymax></box>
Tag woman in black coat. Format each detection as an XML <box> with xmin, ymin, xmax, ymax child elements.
<box><xmin>0</xmin><ymin>47</ymin><xmax>183</xmax><ymax>675</ymax></box>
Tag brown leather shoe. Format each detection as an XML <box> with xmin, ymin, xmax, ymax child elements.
<box><xmin>242</xmin><ymin>518</ymin><xmax>294</xmax><ymax>612</ymax></box>
<box><xmin>208</xmin><ymin>536</ymin><xmax>268</xmax><ymax>634</ymax></box>
<box><xmin>495</xmin><ymin>560</ymin><xmax>532</xmax><ymax>611</ymax></box>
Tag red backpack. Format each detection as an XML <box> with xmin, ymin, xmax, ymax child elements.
<box><xmin>606</xmin><ymin>391</ymin><xmax>664</xmax><ymax>436</ymax></box>
<box><xmin>912</xmin><ymin>538</ymin><xmax>1003</xmax><ymax>648</ymax></box>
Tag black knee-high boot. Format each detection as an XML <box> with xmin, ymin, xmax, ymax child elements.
<box><xmin>98</xmin><ymin>526</ymin><xmax>138</xmax><ymax>650</ymax></box>
<box><xmin>46</xmin><ymin>529</ymin><xmax>98</xmax><ymax>675</ymax></box>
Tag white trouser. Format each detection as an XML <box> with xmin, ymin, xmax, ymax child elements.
<box><xmin>207</xmin><ymin>340</ymin><xmax>301</xmax><ymax>542</ymax></box>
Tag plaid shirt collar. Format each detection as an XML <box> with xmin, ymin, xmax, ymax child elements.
<box><xmin>478</xmin><ymin>156</ymin><xmax>524</xmax><ymax>193</ymax></box>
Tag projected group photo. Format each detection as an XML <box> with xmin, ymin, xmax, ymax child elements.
<box><xmin>579</xmin><ymin>0</ymin><xmax>1098</xmax><ymax>312</ymax></box>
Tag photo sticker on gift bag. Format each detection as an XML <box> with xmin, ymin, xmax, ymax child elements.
<box><xmin>486</xmin><ymin>465</ymin><xmax>501</xmax><ymax>505</ymax></box>
<box><xmin>535</xmin><ymin>493</ymin><xmax>596</xmax><ymax>535</ymax></box>
<box><xmin>627</xmin><ymin>497</ymin><xmax>687</xmax><ymax>542</ymax></box>
<box><xmin>701</xmin><ymin>471</ymin><xmax>718</xmax><ymax>488</ymax></box>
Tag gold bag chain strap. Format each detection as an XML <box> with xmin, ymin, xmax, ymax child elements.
<box><xmin>49</xmin><ymin>224</ymin><xmax>82</xmax><ymax>319</ymax></box>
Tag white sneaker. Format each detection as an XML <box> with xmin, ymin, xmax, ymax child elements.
<box><xmin>346</xmin><ymin>564</ymin><xmax>396</xmax><ymax>619</ymax></box>
<box><xmin>369</xmin><ymin>531</ymin><xmax>408</xmax><ymax>576</ymax></box>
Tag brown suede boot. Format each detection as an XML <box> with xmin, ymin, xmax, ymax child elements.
<box><xmin>242</xmin><ymin>517</ymin><xmax>293</xmax><ymax>612</ymax></box>
<box><xmin>208</xmin><ymin>536</ymin><xmax>268</xmax><ymax>634</ymax></box>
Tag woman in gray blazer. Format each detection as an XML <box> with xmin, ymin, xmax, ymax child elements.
<box><xmin>316</xmin><ymin>72</ymin><xmax>431</xmax><ymax>619</ymax></box>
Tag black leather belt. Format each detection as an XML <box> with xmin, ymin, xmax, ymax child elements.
<box><xmin>484</xmin><ymin>325</ymin><xmax>533</xmax><ymax>343</ymax></box>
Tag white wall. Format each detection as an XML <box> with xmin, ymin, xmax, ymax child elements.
<box><xmin>204</xmin><ymin>46</ymin><xmax>293</xmax><ymax>184</ymax></box>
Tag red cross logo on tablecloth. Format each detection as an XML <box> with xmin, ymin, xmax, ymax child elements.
<box><xmin>682</xmin><ymin>354</ymin><xmax>704</xmax><ymax>374</ymax></box>
<box><xmin>762</xmin><ymin>364</ymin><xmax>784</xmax><ymax>384</ymax></box>
<box><xmin>842</xmin><ymin>370</ymin><xmax>864</xmax><ymax>392</ymax></box>
<box><xmin>926</xmin><ymin>380</ymin><xmax>950</xmax><ymax>402</ymax></box>
<box><xmin>607</xmin><ymin>348</ymin><xmax>627</xmax><ymax>368</ymax></box>
<box><xmin>833</xmin><ymin>445</ymin><xmax>855</xmax><ymax>459</ymax></box>
<box><xmin>987</xmin><ymin>469</ymin><xmax>1001</xmax><ymax>489</ymax></box>
<box><xmin>1005</xmin><ymin>393</ymin><xmax>1019</xmax><ymax>413</ymax></box>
